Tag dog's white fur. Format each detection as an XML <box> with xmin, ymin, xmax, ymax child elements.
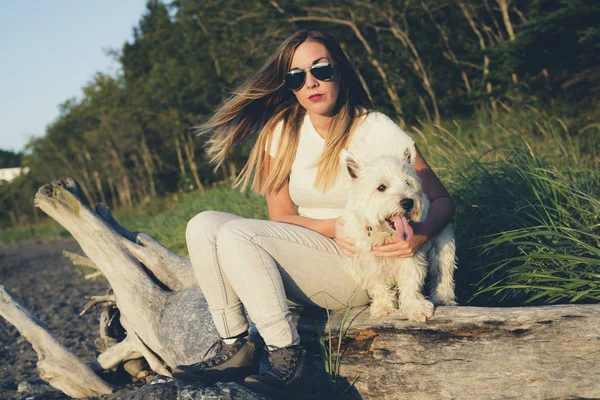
<box><xmin>339</xmin><ymin>148</ymin><xmax>457</xmax><ymax>322</ymax></box>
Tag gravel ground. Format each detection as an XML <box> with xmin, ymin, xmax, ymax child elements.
<box><xmin>0</xmin><ymin>238</ymin><xmax>140</xmax><ymax>400</ymax></box>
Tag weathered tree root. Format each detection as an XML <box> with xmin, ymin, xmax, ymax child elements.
<box><xmin>63</xmin><ymin>250</ymin><xmax>98</xmax><ymax>270</ymax></box>
<box><xmin>32</xmin><ymin>178</ymin><xmax>218</xmax><ymax>376</ymax></box>
<box><xmin>80</xmin><ymin>294</ymin><xmax>116</xmax><ymax>316</ymax></box>
<box><xmin>0</xmin><ymin>286</ymin><xmax>114</xmax><ymax>398</ymax></box>
<box><xmin>63</xmin><ymin>251</ymin><xmax>104</xmax><ymax>280</ymax></box>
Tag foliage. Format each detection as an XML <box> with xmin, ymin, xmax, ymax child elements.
<box><xmin>0</xmin><ymin>150</ymin><xmax>21</xmax><ymax>168</ymax></box>
<box><xmin>412</xmin><ymin>109</ymin><xmax>599</xmax><ymax>305</ymax></box>
<box><xmin>4</xmin><ymin>0</ymin><xmax>599</xmax><ymax>228</ymax></box>
<box><xmin>1</xmin><ymin>0</ymin><xmax>598</xmax><ymax>306</ymax></box>
<box><xmin>318</xmin><ymin>301</ymin><xmax>357</xmax><ymax>398</ymax></box>
<box><xmin>119</xmin><ymin>183</ymin><xmax>269</xmax><ymax>255</ymax></box>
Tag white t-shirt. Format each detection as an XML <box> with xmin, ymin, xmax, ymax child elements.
<box><xmin>268</xmin><ymin>111</ymin><xmax>415</xmax><ymax>219</ymax></box>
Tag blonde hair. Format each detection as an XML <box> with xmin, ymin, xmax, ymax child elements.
<box><xmin>197</xmin><ymin>29</ymin><xmax>374</xmax><ymax>194</ymax></box>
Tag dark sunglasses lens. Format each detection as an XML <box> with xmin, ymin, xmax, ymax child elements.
<box><xmin>284</xmin><ymin>71</ymin><xmax>306</xmax><ymax>91</ymax></box>
<box><xmin>311</xmin><ymin>64</ymin><xmax>334</xmax><ymax>81</ymax></box>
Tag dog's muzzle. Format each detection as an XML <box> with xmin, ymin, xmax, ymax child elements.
<box><xmin>400</xmin><ymin>198</ymin><xmax>414</xmax><ymax>211</ymax></box>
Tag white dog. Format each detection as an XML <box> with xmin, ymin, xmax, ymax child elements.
<box><xmin>339</xmin><ymin>148</ymin><xmax>457</xmax><ymax>322</ymax></box>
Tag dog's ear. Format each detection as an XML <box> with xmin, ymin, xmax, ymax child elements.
<box><xmin>340</xmin><ymin>150</ymin><xmax>362</xmax><ymax>179</ymax></box>
<box><xmin>403</xmin><ymin>144</ymin><xmax>417</xmax><ymax>165</ymax></box>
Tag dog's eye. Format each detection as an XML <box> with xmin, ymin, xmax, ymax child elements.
<box><xmin>405</xmin><ymin>180</ymin><xmax>410</xmax><ymax>187</ymax></box>
<box><xmin>377</xmin><ymin>184</ymin><xmax>387</xmax><ymax>192</ymax></box>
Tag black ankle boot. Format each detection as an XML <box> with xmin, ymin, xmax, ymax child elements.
<box><xmin>172</xmin><ymin>336</ymin><xmax>260</xmax><ymax>382</ymax></box>
<box><xmin>243</xmin><ymin>345</ymin><xmax>315</xmax><ymax>399</ymax></box>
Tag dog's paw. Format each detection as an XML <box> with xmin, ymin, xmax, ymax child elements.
<box><xmin>369</xmin><ymin>302</ymin><xmax>395</xmax><ymax>318</ymax></box>
<box><xmin>431</xmin><ymin>291</ymin><xmax>457</xmax><ymax>306</ymax></box>
<box><xmin>401</xmin><ymin>300</ymin><xmax>434</xmax><ymax>323</ymax></box>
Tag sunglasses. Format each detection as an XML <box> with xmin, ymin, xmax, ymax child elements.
<box><xmin>283</xmin><ymin>61</ymin><xmax>335</xmax><ymax>91</ymax></box>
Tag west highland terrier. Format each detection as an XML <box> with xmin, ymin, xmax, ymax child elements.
<box><xmin>339</xmin><ymin>148</ymin><xmax>457</xmax><ymax>322</ymax></box>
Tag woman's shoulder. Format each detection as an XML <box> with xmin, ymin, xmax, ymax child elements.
<box><xmin>350</xmin><ymin>110</ymin><xmax>414</xmax><ymax>151</ymax></box>
<box><xmin>357</xmin><ymin>110</ymin><xmax>397</xmax><ymax>127</ymax></box>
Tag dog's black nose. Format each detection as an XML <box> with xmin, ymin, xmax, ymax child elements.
<box><xmin>400</xmin><ymin>198</ymin><xmax>414</xmax><ymax>211</ymax></box>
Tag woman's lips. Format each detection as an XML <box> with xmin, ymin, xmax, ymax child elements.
<box><xmin>308</xmin><ymin>94</ymin><xmax>324</xmax><ymax>101</ymax></box>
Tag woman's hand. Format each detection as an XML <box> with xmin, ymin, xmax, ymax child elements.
<box><xmin>372</xmin><ymin>224</ymin><xmax>428</xmax><ymax>258</ymax></box>
<box><xmin>334</xmin><ymin>217</ymin><xmax>357</xmax><ymax>256</ymax></box>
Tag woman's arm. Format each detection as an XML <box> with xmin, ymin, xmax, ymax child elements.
<box><xmin>412</xmin><ymin>145</ymin><xmax>456</xmax><ymax>239</ymax></box>
<box><xmin>373</xmin><ymin>146</ymin><xmax>455</xmax><ymax>258</ymax></box>
<box><xmin>265</xmin><ymin>156</ymin><xmax>338</xmax><ymax>238</ymax></box>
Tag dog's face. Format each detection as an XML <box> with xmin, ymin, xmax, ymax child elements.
<box><xmin>343</xmin><ymin>150</ymin><xmax>426</xmax><ymax>238</ymax></box>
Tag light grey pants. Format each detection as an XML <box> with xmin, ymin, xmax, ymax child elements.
<box><xmin>186</xmin><ymin>210</ymin><xmax>370</xmax><ymax>348</ymax></box>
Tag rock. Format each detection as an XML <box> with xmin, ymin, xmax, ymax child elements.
<box><xmin>126</xmin><ymin>376</ymin><xmax>267</xmax><ymax>400</ymax></box>
<box><xmin>17</xmin><ymin>381</ymin><xmax>50</xmax><ymax>394</ymax></box>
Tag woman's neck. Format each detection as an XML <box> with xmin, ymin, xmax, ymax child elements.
<box><xmin>307</xmin><ymin>112</ymin><xmax>333</xmax><ymax>139</ymax></box>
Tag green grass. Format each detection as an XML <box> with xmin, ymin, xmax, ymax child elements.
<box><xmin>0</xmin><ymin>183</ymin><xmax>268</xmax><ymax>256</ymax></box>
<box><xmin>0</xmin><ymin>219</ymin><xmax>70</xmax><ymax>245</ymax></box>
<box><xmin>121</xmin><ymin>184</ymin><xmax>269</xmax><ymax>256</ymax></box>
<box><xmin>318</xmin><ymin>296</ymin><xmax>357</xmax><ymax>398</ymax></box>
<box><xmin>412</xmin><ymin>108</ymin><xmax>599</xmax><ymax>305</ymax></box>
<box><xmin>3</xmin><ymin>107</ymin><xmax>598</xmax><ymax>306</ymax></box>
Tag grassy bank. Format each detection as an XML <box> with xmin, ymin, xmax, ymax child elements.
<box><xmin>0</xmin><ymin>185</ymin><xmax>268</xmax><ymax>256</ymax></box>
<box><xmin>3</xmin><ymin>108</ymin><xmax>598</xmax><ymax>306</ymax></box>
<box><xmin>414</xmin><ymin>108</ymin><xmax>599</xmax><ymax>305</ymax></box>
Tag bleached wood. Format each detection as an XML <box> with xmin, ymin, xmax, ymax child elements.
<box><xmin>96</xmin><ymin>203</ymin><xmax>194</xmax><ymax>291</ymax></box>
<box><xmin>123</xmin><ymin>359</ymin><xmax>148</xmax><ymax>381</ymax></box>
<box><xmin>85</xmin><ymin>270</ymin><xmax>104</xmax><ymax>280</ymax></box>
<box><xmin>96</xmin><ymin>335</ymin><xmax>142</xmax><ymax>370</ymax></box>
<box><xmin>0</xmin><ymin>286</ymin><xmax>113</xmax><ymax>398</ymax></box>
<box><xmin>94</xmin><ymin>203</ymin><xmax>137</xmax><ymax>242</ymax></box>
<box><xmin>98</xmin><ymin>304</ymin><xmax>114</xmax><ymax>340</ymax></box>
<box><xmin>122</xmin><ymin>233</ymin><xmax>194</xmax><ymax>291</ymax></box>
<box><xmin>321</xmin><ymin>304</ymin><xmax>600</xmax><ymax>399</ymax></box>
<box><xmin>79</xmin><ymin>294</ymin><xmax>116</xmax><ymax>316</ymax></box>
<box><xmin>33</xmin><ymin>178</ymin><xmax>218</xmax><ymax>375</ymax></box>
<box><xmin>119</xmin><ymin>315</ymin><xmax>172</xmax><ymax>377</ymax></box>
<box><xmin>63</xmin><ymin>251</ymin><xmax>99</xmax><ymax>270</ymax></box>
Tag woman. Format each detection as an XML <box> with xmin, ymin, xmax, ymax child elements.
<box><xmin>174</xmin><ymin>29</ymin><xmax>455</xmax><ymax>399</ymax></box>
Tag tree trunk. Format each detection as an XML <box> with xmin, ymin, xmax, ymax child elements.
<box><xmin>422</xmin><ymin>2</ymin><xmax>472</xmax><ymax>94</ymax></box>
<box><xmin>183</xmin><ymin>132</ymin><xmax>205</xmax><ymax>192</ymax></box>
<box><xmin>175</xmin><ymin>135</ymin><xmax>187</xmax><ymax>177</ymax></box>
<box><xmin>76</xmin><ymin>151</ymin><xmax>101</xmax><ymax>206</ymax></box>
<box><xmin>139</xmin><ymin>133</ymin><xmax>157</xmax><ymax>198</ymax></box>
<box><xmin>311</xmin><ymin>304</ymin><xmax>600</xmax><ymax>399</ymax></box>
<box><xmin>386</xmin><ymin>14</ymin><xmax>441</xmax><ymax>124</ymax></box>
<box><xmin>130</xmin><ymin>153</ymin><xmax>150</xmax><ymax>202</ymax></box>
<box><xmin>458</xmin><ymin>1</ymin><xmax>495</xmax><ymax>112</ymax></box>
<box><xmin>108</xmin><ymin>146</ymin><xmax>133</xmax><ymax>207</ymax></box>
<box><xmin>497</xmin><ymin>0</ymin><xmax>515</xmax><ymax>40</ymax></box>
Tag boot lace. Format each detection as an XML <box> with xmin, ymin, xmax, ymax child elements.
<box><xmin>266</xmin><ymin>346</ymin><xmax>300</xmax><ymax>381</ymax></box>
<box><xmin>193</xmin><ymin>339</ymin><xmax>239</xmax><ymax>369</ymax></box>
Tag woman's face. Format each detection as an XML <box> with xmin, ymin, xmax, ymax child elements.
<box><xmin>289</xmin><ymin>41</ymin><xmax>340</xmax><ymax>118</ymax></box>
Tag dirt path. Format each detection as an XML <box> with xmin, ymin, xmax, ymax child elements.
<box><xmin>0</xmin><ymin>239</ymin><xmax>137</xmax><ymax>399</ymax></box>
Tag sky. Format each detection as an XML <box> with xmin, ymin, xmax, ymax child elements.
<box><xmin>0</xmin><ymin>1</ymin><xmax>149</xmax><ymax>153</ymax></box>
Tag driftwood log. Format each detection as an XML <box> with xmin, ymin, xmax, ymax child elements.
<box><xmin>0</xmin><ymin>178</ymin><xmax>219</xmax><ymax>397</ymax></box>
<box><xmin>319</xmin><ymin>304</ymin><xmax>600</xmax><ymax>399</ymax></box>
<box><xmin>0</xmin><ymin>177</ymin><xmax>599</xmax><ymax>399</ymax></box>
<box><xmin>0</xmin><ymin>286</ymin><xmax>114</xmax><ymax>398</ymax></box>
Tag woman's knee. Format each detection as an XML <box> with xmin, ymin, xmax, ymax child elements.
<box><xmin>215</xmin><ymin>218</ymin><xmax>264</xmax><ymax>247</ymax></box>
<box><xmin>186</xmin><ymin>210</ymin><xmax>239</xmax><ymax>244</ymax></box>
